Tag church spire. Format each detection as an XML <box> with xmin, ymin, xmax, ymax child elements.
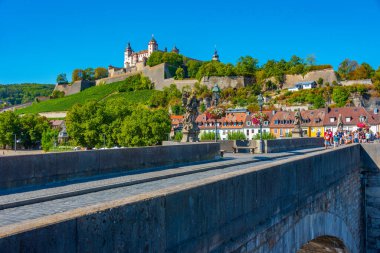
<box><xmin>212</xmin><ymin>47</ymin><xmax>219</xmax><ymax>62</ymax></box>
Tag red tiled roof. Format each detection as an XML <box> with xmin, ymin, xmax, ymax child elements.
<box><xmin>323</xmin><ymin>107</ymin><xmax>378</xmax><ymax>126</ymax></box>
<box><xmin>269</xmin><ymin>109</ymin><xmax>326</xmax><ymax>128</ymax></box>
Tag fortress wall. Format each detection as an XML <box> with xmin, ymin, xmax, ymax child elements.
<box><xmin>282</xmin><ymin>69</ymin><xmax>337</xmax><ymax>89</ymax></box>
<box><xmin>53</xmin><ymin>83</ymin><xmax>81</xmax><ymax>96</ymax></box>
<box><xmin>54</xmin><ymin>81</ymin><xmax>95</xmax><ymax>96</ymax></box>
<box><xmin>201</xmin><ymin>76</ymin><xmax>252</xmax><ymax>89</ymax></box>
<box><xmin>341</xmin><ymin>79</ymin><xmax>373</xmax><ymax>86</ymax></box>
<box><xmin>142</xmin><ymin>63</ymin><xmax>167</xmax><ymax>89</ymax></box>
<box><xmin>0</xmin><ymin>143</ymin><xmax>220</xmax><ymax>191</ymax></box>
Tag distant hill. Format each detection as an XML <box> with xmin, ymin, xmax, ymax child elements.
<box><xmin>0</xmin><ymin>83</ymin><xmax>54</xmax><ymax>106</ymax></box>
<box><xmin>16</xmin><ymin>80</ymin><xmax>159</xmax><ymax>114</ymax></box>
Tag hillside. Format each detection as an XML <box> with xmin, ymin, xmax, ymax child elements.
<box><xmin>269</xmin><ymin>84</ymin><xmax>380</xmax><ymax>109</ymax></box>
<box><xmin>16</xmin><ymin>80</ymin><xmax>158</xmax><ymax>114</ymax></box>
<box><xmin>0</xmin><ymin>83</ymin><xmax>54</xmax><ymax>106</ymax></box>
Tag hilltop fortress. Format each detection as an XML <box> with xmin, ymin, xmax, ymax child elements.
<box><xmin>101</xmin><ymin>36</ymin><xmax>237</xmax><ymax>90</ymax></box>
<box><xmin>55</xmin><ymin>36</ymin><xmax>372</xmax><ymax>95</ymax></box>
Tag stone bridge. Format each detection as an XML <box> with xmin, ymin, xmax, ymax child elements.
<box><xmin>0</xmin><ymin>143</ymin><xmax>379</xmax><ymax>252</ymax></box>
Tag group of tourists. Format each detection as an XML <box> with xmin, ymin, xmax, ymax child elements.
<box><xmin>322</xmin><ymin>129</ymin><xmax>380</xmax><ymax>149</ymax></box>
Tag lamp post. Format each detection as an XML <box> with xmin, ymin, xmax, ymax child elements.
<box><xmin>212</xmin><ymin>83</ymin><xmax>221</xmax><ymax>142</ymax></box>
<box><xmin>14</xmin><ymin>134</ymin><xmax>16</xmax><ymax>152</ymax></box>
<box><xmin>257</xmin><ymin>94</ymin><xmax>264</xmax><ymax>153</ymax></box>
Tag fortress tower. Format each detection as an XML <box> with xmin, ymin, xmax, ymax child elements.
<box><xmin>148</xmin><ymin>35</ymin><xmax>158</xmax><ymax>54</ymax></box>
<box><xmin>124</xmin><ymin>35</ymin><xmax>161</xmax><ymax>68</ymax></box>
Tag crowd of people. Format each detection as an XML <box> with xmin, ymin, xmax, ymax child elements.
<box><xmin>322</xmin><ymin>129</ymin><xmax>380</xmax><ymax>149</ymax></box>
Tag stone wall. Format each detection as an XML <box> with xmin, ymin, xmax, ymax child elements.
<box><xmin>201</xmin><ymin>76</ymin><xmax>253</xmax><ymax>89</ymax></box>
<box><xmin>0</xmin><ymin>143</ymin><xmax>219</xmax><ymax>191</ymax></box>
<box><xmin>0</xmin><ymin>145</ymin><xmax>364</xmax><ymax>253</ymax></box>
<box><xmin>54</xmin><ymin>80</ymin><xmax>95</xmax><ymax>96</ymax></box>
<box><xmin>341</xmin><ymin>79</ymin><xmax>373</xmax><ymax>86</ymax></box>
<box><xmin>282</xmin><ymin>68</ymin><xmax>337</xmax><ymax>89</ymax></box>
<box><xmin>360</xmin><ymin>144</ymin><xmax>380</xmax><ymax>252</ymax></box>
<box><xmin>258</xmin><ymin>137</ymin><xmax>324</xmax><ymax>153</ymax></box>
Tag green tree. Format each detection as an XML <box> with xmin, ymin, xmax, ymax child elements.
<box><xmin>94</xmin><ymin>67</ymin><xmax>108</xmax><ymax>80</ymax></box>
<box><xmin>235</xmin><ymin>56</ymin><xmax>258</xmax><ymax>76</ymax></box>
<box><xmin>338</xmin><ymin>59</ymin><xmax>358</xmax><ymax>80</ymax></box>
<box><xmin>373</xmin><ymin>67</ymin><xmax>380</xmax><ymax>93</ymax></box>
<box><xmin>317</xmin><ymin>78</ymin><xmax>324</xmax><ymax>86</ymax></box>
<box><xmin>162</xmin><ymin>52</ymin><xmax>184</xmax><ymax>68</ymax></box>
<box><xmin>306</xmin><ymin>54</ymin><xmax>316</xmax><ymax>66</ymax></box>
<box><xmin>175</xmin><ymin>67</ymin><xmax>184</xmax><ymax>80</ymax></box>
<box><xmin>186</xmin><ymin>60</ymin><xmax>202</xmax><ymax>78</ymax></box>
<box><xmin>19</xmin><ymin>114</ymin><xmax>50</xmax><ymax>148</ymax></box>
<box><xmin>288</xmin><ymin>55</ymin><xmax>304</xmax><ymax>67</ymax></box>
<box><xmin>148</xmin><ymin>91</ymin><xmax>168</xmax><ymax>108</ymax></box>
<box><xmin>146</xmin><ymin>51</ymin><xmax>164</xmax><ymax>67</ymax></box>
<box><xmin>41</xmin><ymin>128</ymin><xmax>58</xmax><ymax>152</ymax></box>
<box><xmin>118</xmin><ymin>108</ymin><xmax>170</xmax><ymax>146</ymax></box>
<box><xmin>83</xmin><ymin>68</ymin><xmax>95</xmax><ymax>81</ymax></box>
<box><xmin>0</xmin><ymin>111</ymin><xmax>20</xmax><ymax>148</ymax></box>
<box><xmin>313</xmin><ymin>94</ymin><xmax>325</xmax><ymax>109</ymax></box>
<box><xmin>348</xmin><ymin>62</ymin><xmax>374</xmax><ymax>80</ymax></box>
<box><xmin>332</xmin><ymin>86</ymin><xmax>350</xmax><ymax>107</ymax></box>
<box><xmin>56</xmin><ymin>73</ymin><xmax>68</xmax><ymax>84</ymax></box>
<box><xmin>66</xmin><ymin>101</ymin><xmax>104</xmax><ymax>148</ymax></box>
<box><xmin>72</xmin><ymin>69</ymin><xmax>83</xmax><ymax>82</ymax></box>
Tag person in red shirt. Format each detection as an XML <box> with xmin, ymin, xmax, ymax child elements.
<box><xmin>324</xmin><ymin>130</ymin><xmax>331</xmax><ymax>149</ymax></box>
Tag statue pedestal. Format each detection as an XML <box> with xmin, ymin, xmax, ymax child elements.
<box><xmin>181</xmin><ymin>130</ymin><xmax>199</xmax><ymax>142</ymax></box>
<box><xmin>292</xmin><ymin>127</ymin><xmax>303</xmax><ymax>138</ymax></box>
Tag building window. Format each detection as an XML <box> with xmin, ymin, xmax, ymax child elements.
<box><xmin>246</xmin><ymin>121</ymin><xmax>251</xmax><ymax>126</ymax></box>
<box><xmin>274</xmin><ymin>129</ymin><xmax>277</xmax><ymax>134</ymax></box>
<box><xmin>251</xmin><ymin>129</ymin><xmax>254</xmax><ymax>134</ymax></box>
<box><xmin>330</xmin><ymin>117</ymin><xmax>335</xmax><ymax>122</ymax></box>
<box><xmin>345</xmin><ymin>117</ymin><xmax>351</xmax><ymax>122</ymax></box>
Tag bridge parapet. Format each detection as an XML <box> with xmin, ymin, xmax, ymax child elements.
<box><xmin>0</xmin><ymin>143</ymin><xmax>220</xmax><ymax>191</ymax></box>
<box><xmin>0</xmin><ymin>144</ymin><xmax>366</xmax><ymax>253</ymax></box>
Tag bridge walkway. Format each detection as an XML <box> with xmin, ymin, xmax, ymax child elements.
<box><xmin>0</xmin><ymin>147</ymin><xmax>324</xmax><ymax>233</ymax></box>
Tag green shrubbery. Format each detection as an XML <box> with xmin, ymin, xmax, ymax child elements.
<box><xmin>227</xmin><ymin>132</ymin><xmax>246</xmax><ymax>140</ymax></box>
<box><xmin>253</xmin><ymin>132</ymin><xmax>276</xmax><ymax>140</ymax></box>
<box><xmin>200</xmin><ymin>132</ymin><xmax>219</xmax><ymax>141</ymax></box>
<box><xmin>117</xmin><ymin>74</ymin><xmax>153</xmax><ymax>92</ymax></box>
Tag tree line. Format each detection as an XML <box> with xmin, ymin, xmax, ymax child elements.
<box><xmin>0</xmin><ymin>84</ymin><xmax>54</xmax><ymax>107</ymax></box>
<box><xmin>56</xmin><ymin>67</ymin><xmax>108</xmax><ymax>84</ymax></box>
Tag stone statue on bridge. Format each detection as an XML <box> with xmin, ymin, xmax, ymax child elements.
<box><xmin>292</xmin><ymin>110</ymin><xmax>303</xmax><ymax>137</ymax></box>
<box><xmin>337</xmin><ymin>114</ymin><xmax>344</xmax><ymax>132</ymax></box>
<box><xmin>181</xmin><ymin>90</ymin><xmax>200</xmax><ymax>142</ymax></box>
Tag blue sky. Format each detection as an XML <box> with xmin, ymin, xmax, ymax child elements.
<box><xmin>0</xmin><ymin>0</ymin><xmax>379</xmax><ymax>84</ymax></box>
